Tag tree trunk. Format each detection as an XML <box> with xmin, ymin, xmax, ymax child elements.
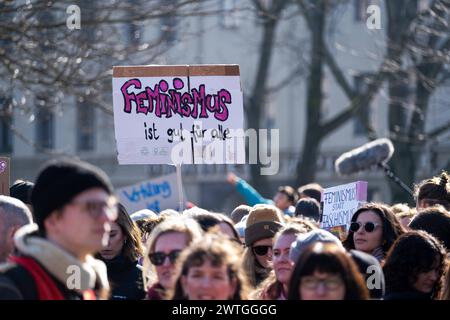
<box><xmin>386</xmin><ymin>0</ymin><xmax>419</xmax><ymax>205</ymax></box>
<box><xmin>296</xmin><ymin>0</ymin><xmax>326</xmax><ymax>187</ymax></box>
<box><xmin>247</xmin><ymin>12</ymin><xmax>279</xmax><ymax>192</ymax></box>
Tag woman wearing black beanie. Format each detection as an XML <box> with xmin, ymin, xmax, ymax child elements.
<box><xmin>0</xmin><ymin>158</ymin><xmax>115</xmax><ymax>300</ymax></box>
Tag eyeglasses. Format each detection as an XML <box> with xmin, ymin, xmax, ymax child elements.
<box><xmin>149</xmin><ymin>250</ymin><xmax>181</xmax><ymax>266</ymax></box>
<box><xmin>301</xmin><ymin>276</ymin><xmax>344</xmax><ymax>290</ymax></box>
<box><xmin>252</xmin><ymin>245</ymin><xmax>272</xmax><ymax>256</ymax></box>
<box><xmin>67</xmin><ymin>197</ymin><xmax>118</xmax><ymax>220</ymax></box>
<box><xmin>350</xmin><ymin>221</ymin><xmax>381</xmax><ymax>233</ymax></box>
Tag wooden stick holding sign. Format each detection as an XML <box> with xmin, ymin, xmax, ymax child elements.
<box><xmin>176</xmin><ymin>164</ymin><xmax>184</xmax><ymax>214</ymax></box>
<box><xmin>0</xmin><ymin>157</ymin><xmax>10</xmax><ymax>196</ymax></box>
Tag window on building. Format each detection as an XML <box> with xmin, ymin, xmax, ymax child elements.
<box><xmin>77</xmin><ymin>102</ymin><xmax>95</xmax><ymax>152</ymax></box>
<box><xmin>353</xmin><ymin>73</ymin><xmax>372</xmax><ymax>136</ymax></box>
<box><xmin>36</xmin><ymin>108</ymin><xmax>54</xmax><ymax>151</ymax></box>
<box><xmin>0</xmin><ymin>96</ymin><xmax>12</xmax><ymax>153</ymax></box>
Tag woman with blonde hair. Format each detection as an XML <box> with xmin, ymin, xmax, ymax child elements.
<box><xmin>252</xmin><ymin>224</ymin><xmax>309</xmax><ymax>300</ymax></box>
<box><xmin>142</xmin><ymin>217</ymin><xmax>203</xmax><ymax>300</ymax></box>
<box><xmin>170</xmin><ymin>233</ymin><xmax>250</xmax><ymax>300</ymax></box>
<box><xmin>242</xmin><ymin>204</ymin><xmax>284</xmax><ymax>288</ymax></box>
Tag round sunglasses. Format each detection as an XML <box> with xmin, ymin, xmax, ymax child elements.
<box><xmin>350</xmin><ymin>221</ymin><xmax>381</xmax><ymax>233</ymax></box>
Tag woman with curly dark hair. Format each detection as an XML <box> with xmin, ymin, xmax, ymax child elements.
<box><xmin>383</xmin><ymin>230</ymin><xmax>447</xmax><ymax>300</ymax></box>
<box><xmin>170</xmin><ymin>233</ymin><xmax>251</xmax><ymax>300</ymax></box>
<box><xmin>343</xmin><ymin>203</ymin><xmax>405</xmax><ymax>263</ymax></box>
<box><xmin>287</xmin><ymin>242</ymin><xmax>369</xmax><ymax>300</ymax></box>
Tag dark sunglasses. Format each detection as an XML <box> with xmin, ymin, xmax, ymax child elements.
<box><xmin>350</xmin><ymin>221</ymin><xmax>380</xmax><ymax>233</ymax></box>
<box><xmin>149</xmin><ymin>250</ymin><xmax>181</xmax><ymax>266</ymax></box>
<box><xmin>252</xmin><ymin>245</ymin><xmax>272</xmax><ymax>256</ymax></box>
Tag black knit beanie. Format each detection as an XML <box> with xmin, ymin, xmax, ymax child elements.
<box><xmin>31</xmin><ymin>159</ymin><xmax>114</xmax><ymax>231</ymax></box>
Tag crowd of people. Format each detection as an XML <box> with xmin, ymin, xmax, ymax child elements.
<box><xmin>0</xmin><ymin>158</ymin><xmax>449</xmax><ymax>300</ymax></box>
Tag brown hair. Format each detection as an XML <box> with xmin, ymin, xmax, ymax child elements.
<box><xmin>287</xmin><ymin>243</ymin><xmax>369</xmax><ymax>300</ymax></box>
<box><xmin>415</xmin><ymin>171</ymin><xmax>450</xmax><ymax>210</ymax></box>
<box><xmin>297</xmin><ymin>183</ymin><xmax>323</xmax><ymax>203</ymax></box>
<box><xmin>442</xmin><ymin>263</ymin><xmax>450</xmax><ymax>300</ymax></box>
<box><xmin>277</xmin><ymin>186</ymin><xmax>298</xmax><ymax>204</ymax></box>
<box><xmin>170</xmin><ymin>233</ymin><xmax>251</xmax><ymax>300</ymax></box>
<box><xmin>142</xmin><ymin>217</ymin><xmax>203</xmax><ymax>289</ymax></box>
<box><xmin>343</xmin><ymin>203</ymin><xmax>406</xmax><ymax>255</ymax></box>
<box><xmin>383</xmin><ymin>231</ymin><xmax>447</xmax><ymax>299</ymax></box>
<box><xmin>115</xmin><ymin>204</ymin><xmax>144</xmax><ymax>262</ymax></box>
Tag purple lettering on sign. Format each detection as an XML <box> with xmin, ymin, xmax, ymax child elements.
<box><xmin>119</xmin><ymin>78</ymin><xmax>231</xmax><ymax>121</ymax></box>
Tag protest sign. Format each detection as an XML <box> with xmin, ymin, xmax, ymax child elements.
<box><xmin>116</xmin><ymin>172</ymin><xmax>181</xmax><ymax>214</ymax></box>
<box><xmin>112</xmin><ymin>65</ymin><xmax>245</xmax><ymax>165</ymax></box>
<box><xmin>0</xmin><ymin>157</ymin><xmax>10</xmax><ymax>196</ymax></box>
<box><xmin>320</xmin><ymin>181</ymin><xmax>367</xmax><ymax>239</ymax></box>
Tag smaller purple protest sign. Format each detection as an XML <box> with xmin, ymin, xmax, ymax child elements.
<box><xmin>320</xmin><ymin>181</ymin><xmax>368</xmax><ymax>240</ymax></box>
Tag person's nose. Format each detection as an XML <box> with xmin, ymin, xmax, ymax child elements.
<box><xmin>355</xmin><ymin>225</ymin><xmax>365</xmax><ymax>235</ymax></box>
<box><xmin>162</xmin><ymin>256</ymin><xmax>172</xmax><ymax>267</ymax></box>
<box><xmin>430</xmin><ymin>269</ymin><xmax>439</xmax><ymax>282</ymax></box>
<box><xmin>315</xmin><ymin>282</ymin><xmax>327</xmax><ymax>296</ymax></box>
<box><xmin>278</xmin><ymin>252</ymin><xmax>289</xmax><ymax>263</ymax></box>
<box><xmin>200</xmin><ymin>276</ymin><xmax>212</xmax><ymax>288</ymax></box>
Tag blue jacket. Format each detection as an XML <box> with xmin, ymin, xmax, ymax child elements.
<box><xmin>235</xmin><ymin>178</ymin><xmax>295</xmax><ymax>216</ymax></box>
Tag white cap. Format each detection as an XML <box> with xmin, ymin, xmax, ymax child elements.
<box><xmin>130</xmin><ymin>209</ymin><xmax>157</xmax><ymax>222</ymax></box>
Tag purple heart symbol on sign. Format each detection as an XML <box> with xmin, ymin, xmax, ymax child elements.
<box><xmin>0</xmin><ymin>160</ymin><xmax>6</xmax><ymax>174</ymax></box>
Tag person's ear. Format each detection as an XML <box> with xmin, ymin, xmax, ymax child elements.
<box><xmin>7</xmin><ymin>225</ymin><xmax>20</xmax><ymax>240</ymax></box>
<box><xmin>6</xmin><ymin>225</ymin><xmax>20</xmax><ymax>249</ymax></box>
<box><xmin>43</xmin><ymin>210</ymin><xmax>62</xmax><ymax>234</ymax></box>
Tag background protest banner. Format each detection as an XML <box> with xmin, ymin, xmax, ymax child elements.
<box><xmin>112</xmin><ymin>65</ymin><xmax>245</xmax><ymax>165</ymax></box>
<box><xmin>320</xmin><ymin>181</ymin><xmax>367</xmax><ymax>239</ymax></box>
<box><xmin>0</xmin><ymin>157</ymin><xmax>10</xmax><ymax>196</ymax></box>
<box><xmin>116</xmin><ymin>172</ymin><xmax>181</xmax><ymax>214</ymax></box>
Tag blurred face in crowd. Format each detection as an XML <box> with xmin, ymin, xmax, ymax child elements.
<box><xmin>181</xmin><ymin>259</ymin><xmax>237</xmax><ymax>300</ymax></box>
<box><xmin>153</xmin><ymin>232</ymin><xmax>188</xmax><ymax>290</ymax></box>
<box><xmin>273</xmin><ymin>233</ymin><xmax>297</xmax><ymax>287</ymax></box>
<box><xmin>299</xmin><ymin>271</ymin><xmax>345</xmax><ymax>300</ymax></box>
<box><xmin>99</xmin><ymin>221</ymin><xmax>125</xmax><ymax>260</ymax></box>
<box><xmin>252</xmin><ymin>237</ymin><xmax>273</xmax><ymax>269</ymax></box>
<box><xmin>273</xmin><ymin>192</ymin><xmax>291</xmax><ymax>211</ymax></box>
<box><xmin>44</xmin><ymin>187</ymin><xmax>117</xmax><ymax>261</ymax></box>
<box><xmin>412</xmin><ymin>257</ymin><xmax>441</xmax><ymax>294</ymax></box>
<box><xmin>353</xmin><ymin>210</ymin><xmax>383</xmax><ymax>254</ymax></box>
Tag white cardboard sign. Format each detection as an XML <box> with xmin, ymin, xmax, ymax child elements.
<box><xmin>116</xmin><ymin>172</ymin><xmax>181</xmax><ymax>214</ymax></box>
<box><xmin>320</xmin><ymin>181</ymin><xmax>368</xmax><ymax>239</ymax></box>
<box><xmin>112</xmin><ymin>65</ymin><xmax>245</xmax><ymax>165</ymax></box>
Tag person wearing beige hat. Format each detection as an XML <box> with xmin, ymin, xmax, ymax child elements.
<box><xmin>242</xmin><ymin>204</ymin><xmax>284</xmax><ymax>288</ymax></box>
